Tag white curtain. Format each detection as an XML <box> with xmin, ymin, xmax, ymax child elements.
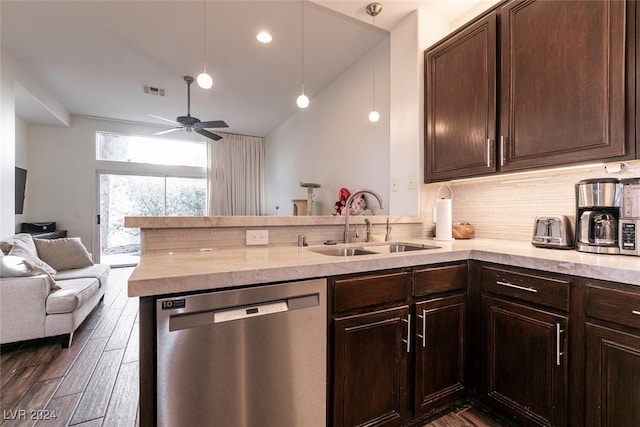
<box><xmin>207</xmin><ymin>132</ymin><xmax>265</xmax><ymax>215</ymax></box>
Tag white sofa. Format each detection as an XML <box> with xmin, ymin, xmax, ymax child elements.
<box><xmin>0</xmin><ymin>234</ymin><xmax>110</xmax><ymax>347</ymax></box>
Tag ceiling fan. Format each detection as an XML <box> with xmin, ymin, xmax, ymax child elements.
<box><xmin>150</xmin><ymin>76</ymin><xmax>228</xmax><ymax>141</ymax></box>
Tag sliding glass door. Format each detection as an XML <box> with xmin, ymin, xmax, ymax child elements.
<box><xmin>98</xmin><ymin>173</ymin><xmax>206</xmax><ymax>266</ymax></box>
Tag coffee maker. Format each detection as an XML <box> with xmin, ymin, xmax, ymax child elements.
<box><xmin>576</xmin><ymin>178</ymin><xmax>621</xmax><ymax>254</ymax></box>
<box><xmin>620</xmin><ymin>178</ymin><xmax>640</xmax><ymax>256</ymax></box>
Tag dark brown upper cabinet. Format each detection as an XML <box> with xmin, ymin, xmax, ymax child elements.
<box><xmin>425</xmin><ymin>13</ymin><xmax>497</xmax><ymax>182</ymax></box>
<box><xmin>500</xmin><ymin>0</ymin><xmax>630</xmax><ymax>171</ymax></box>
<box><xmin>424</xmin><ymin>0</ymin><xmax>635</xmax><ymax>183</ymax></box>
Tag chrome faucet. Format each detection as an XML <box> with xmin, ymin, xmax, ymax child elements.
<box><xmin>364</xmin><ymin>219</ymin><xmax>371</xmax><ymax>242</ymax></box>
<box><xmin>343</xmin><ymin>189</ymin><xmax>384</xmax><ymax>243</ymax></box>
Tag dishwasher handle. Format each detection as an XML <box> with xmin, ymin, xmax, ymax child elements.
<box><xmin>168</xmin><ymin>293</ymin><xmax>319</xmax><ymax>331</ymax></box>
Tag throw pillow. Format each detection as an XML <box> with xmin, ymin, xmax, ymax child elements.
<box><xmin>34</xmin><ymin>237</ymin><xmax>94</xmax><ymax>271</ymax></box>
<box><xmin>0</xmin><ymin>255</ymin><xmax>61</xmax><ymax>291</ymax></box>
<box><xmin>0</xmin><ymin>240</ymin><xmax>12</xmax><ymax>255</ymax></box>
<box><xmin>8</xmin><ymin>234</ymin><xmax>57</xmax><ymax>277</ymax></box>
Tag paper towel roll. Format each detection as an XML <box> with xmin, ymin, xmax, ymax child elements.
<box><xmin>434</xmin><ymin>198</ymin><xmax>455</xmax><ymax>241</ymax></box>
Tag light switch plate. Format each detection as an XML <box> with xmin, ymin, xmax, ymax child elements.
<box><xmin>408</xmin><ymin>175</ymin><xmax>416</xmax><ymax>190</ymax></box>
<box><xmin>391</xmin><ymin>177</ymin><xmax>399</xmax><ymax>192</ymax></box>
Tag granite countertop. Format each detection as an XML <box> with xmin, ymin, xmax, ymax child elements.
<box><xmin>127</xmin><ymin>238</ymin><xmax>640</xmax><ymax>297</ymax></box>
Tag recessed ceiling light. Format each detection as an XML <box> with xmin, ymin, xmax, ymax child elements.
<box><xmin>257</xmin><ymin>31</ymin><xmax>272</xmax><ymax>43</ymax></box>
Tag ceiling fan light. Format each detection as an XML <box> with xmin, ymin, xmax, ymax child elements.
<box><xmin>197</xmin><ymin>72</ymin><xmax>213</xmax><ymax>89</ymax></box>
<box><xmin>369</xmin><ymin>110</ymin><xmax>380</xmax><ymax>122</ymax></box>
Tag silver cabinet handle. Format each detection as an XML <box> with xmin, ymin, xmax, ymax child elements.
<box><xmin>556</xmin><ymin>323</ymin><xmax>564</xmax><ymax>366</ymax></box>
<box><xmin>632</xmin><ymin>310</ymin><xmax>640</xmax><ymax>316</ymax></box>
<box><xmin>402</xmin><ymin>314</ymin><xmax>411</xmax><ymax>353</ymax></box>
<box><xmin>496</xmin><ymin>280</ymin><xmax>538</xmax><ymax>293</ymax></box>
<box><xmin>486</xmin><ymin>138</ymin><xmax>491</xmax><ymax>168</ymax></box>
<box><xmin>500</xmin><ymin>136</ymin><xmax>505</xmax><ymax>166</ymax></box>
<box><xmin>416</xmin><ymin>310</ymin><xmax>427</xmax><ymax>348</ymax></box>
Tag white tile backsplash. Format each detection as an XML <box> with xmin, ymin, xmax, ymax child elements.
<box><xmin>420</xmin><ymin>160</ymin><xmax>640</xmax><ymax>242</ymax></box>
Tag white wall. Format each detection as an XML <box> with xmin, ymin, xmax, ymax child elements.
<box><xmin>1</xmin><ymin>50</ymin><xmax>18</xmax><ymax>238</ymax></box>
<box><xmin>265</xmin><ymin>38</ymin><xmax>390</xmax><ymax>216</ymax></box>
<box><xmin>14</xmin><ymin>117</ymin><xmax>28</xmax><ymax>227</ymax></box>
<box><xmin>24</xmin><ymin>116</ymin><xmax>206</xmax><ymax>257</ymax></box>
<box><xmin>0</xmin><ymin>47</ymin><xmax>70</xmax><ymax>238</ymax></box>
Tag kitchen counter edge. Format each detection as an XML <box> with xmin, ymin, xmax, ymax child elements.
<box><xmin>127</xmin><ymin>238</ymin><xmax>639</xmax><ymax>297</ymax></box>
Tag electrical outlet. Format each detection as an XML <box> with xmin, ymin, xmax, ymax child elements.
<box><xmin>246</xmin><ymin>230</ymin><xmax>269</xmax><ymax>245</ymax></box>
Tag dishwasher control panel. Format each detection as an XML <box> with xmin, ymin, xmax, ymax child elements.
<box><xmin>214</xmin><ymin>300</ymin><xmax>289</xmax><ymax>323</ymax></box>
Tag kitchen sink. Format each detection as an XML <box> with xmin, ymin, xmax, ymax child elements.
<box><xmin>310</xmin><ymin>242</ymin><xmax>441</xmax><ymax>257</ymax></box>
<box><xmin>383</xmin><ymin>242</ymin><xmax>441</xmax><ymax>252</ymax></box>
<box><xmin>310</xmin><ymin>247</ymin><xmax>378</xmax><ymax>257</ymax></box>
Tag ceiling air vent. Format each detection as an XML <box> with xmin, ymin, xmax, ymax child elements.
<box><xmin>143</xmin><ymin>85</ymin><xmax>167</xmax><ymax>97</ymax></box>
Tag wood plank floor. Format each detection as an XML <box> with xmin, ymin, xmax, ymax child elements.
<box><xmin>1</xmin><ymin>267</ymin><xmax>139</xmax><ymax>427</ymax></box>
<box><xmin>1</xmin><ymin>267</ymin><xmax>505</xmax><ymax>427</ymax></box>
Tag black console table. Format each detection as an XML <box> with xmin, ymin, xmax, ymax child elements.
<box><xmin>28</xmin><ymin>230</ymin><xmax>68</xmax><ymax>240</ymax></box>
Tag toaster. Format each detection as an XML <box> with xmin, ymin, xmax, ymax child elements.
<box><xmin>532</xmin><ymin>215</ymin><xmax>574</xmax><ymax>249</ymax></box>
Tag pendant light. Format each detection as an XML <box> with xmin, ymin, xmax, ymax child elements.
<box><xmin>296</xmin><ymin>0</ymin><xmax>309</xmax><ymax>108</ymax></box>
<box><xmin>197</xmin><ymin>0</ymin><xmax>213</xmax><ymax>89</ymax></box>
<box><xmin>366</xmin><ymin>2</ymin><xmax>382</xmax><ymax>122</ymax></box>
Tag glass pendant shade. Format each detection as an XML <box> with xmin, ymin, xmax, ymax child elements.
<box><xmin>369</xmin><ymin>110</ymin><xmax>380</xmax><ymax>122</ymax></box>
<box><xmin>297</xmin><ymin>93</ymin><xmax>310</xmax><ymax>109</ymax></box>
<box><xmin>197</xmin><ymin>72</ymin><xmax>213</xmax><ymax>89</ymax></box>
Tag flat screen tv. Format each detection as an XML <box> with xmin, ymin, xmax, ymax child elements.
<box><xmin>15</xmin><ymin>167</ymin><xmax>27</xmax><ymax>214</ymax></box>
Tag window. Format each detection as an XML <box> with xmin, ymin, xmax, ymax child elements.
<box><xmin>96</xmin><ymin>132</ymin><xmax>208</xmax><ymax>265</ymax></box>
<box><xmin>96</xmin><ymin>131</ymin><xmax>206</xmax><ymax>167</ymax></box>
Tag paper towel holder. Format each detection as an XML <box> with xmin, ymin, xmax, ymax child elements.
<box><xmin>433</xmin><ymin>184</ymin><xmax>455</xmax><ymax>241</ymax></box>
<box><xmin>436</xmin><ymin>184</ymin><xmax>453</xmax><ymax>200</ymax></box>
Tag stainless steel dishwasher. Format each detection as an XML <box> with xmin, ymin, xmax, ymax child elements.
<box><xmin>156</xmin><ymin>278</ymin><xmax>326</xmax><ymax>427</ymax></box>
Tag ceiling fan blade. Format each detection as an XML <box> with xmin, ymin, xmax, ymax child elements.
<box><xmin>197</xmin><ymin>120</ymin><xmax>229</xmax><ymax>129</ymax></box>
<box><xmin>196</xmin><ymin>128</ymin><xmax>223</xmax><ymax>141</ymax></box>
<box><xmin>154</xmin><ymin>127</ymin><xmax>183</xmax><ymax>135</ymax></box>
<box><xmin>146</xmin><ymin>113</ymin><xmax>179</xmax><ymax>125</ymax></box>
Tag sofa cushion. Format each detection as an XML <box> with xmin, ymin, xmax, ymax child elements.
<box><xmin>0</xmin><ymin>254</ymin><xmax>62</xmax><ymax>291</ymax></box>
<box><xmin>54</xmin><ymin>264</ymin><xmax>110</xmax><ymax>288</ymax></box>
<box><xmin>46</xmin><ymin>278</ymin><xmax>100</xmax><ymax>314</ymax></box>
<box><xmin>7</xmin><ymin>234</ymin><xmax>57</xmax><ymax>277</ymax></box>
<box><xmin>34</xmin><ymin>237</ymin><xmax>94</xmax><ymax>271</ymax></box>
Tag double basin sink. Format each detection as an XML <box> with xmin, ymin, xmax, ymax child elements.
<box><xmin>311</xmin><ymin>242</ymin><xmax>441</xmax><ymax>257</ymax></box>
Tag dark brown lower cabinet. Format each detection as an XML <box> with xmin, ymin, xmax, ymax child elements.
<box><xmin>585</xmin><ymin>323</ymin><xmax>640</xmax><ymax>426</ymax></box>
<box><xmin>482</xmin><ymin>296</ymin><xmax>568</xmax><ymax>426</ymax></box>
<box><xmin>330</xmin><ymin>263</ymin><xmax>469</xmax><ymax>426</ymax></box>
<box><xmin>333</xmin><ymin>306</ymin><xmax>411</xmax><ymax>427</ymax></box>
<box><xmin>585</xmin><ymin>282</ymin><xmax>640</xmax><ymax>426</ymax></box>
<box><xmin>414</xmin><ymin>294</ymin><xmax>467</xmax><ymax>415</ymax></box>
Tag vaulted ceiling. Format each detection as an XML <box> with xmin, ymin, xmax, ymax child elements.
<box><xmin>2</xmin><ymin>1</ymin><xmax>482</xmax><ymax>136</ymax></box>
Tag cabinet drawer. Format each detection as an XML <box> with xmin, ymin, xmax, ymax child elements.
<box><xmin>414</xmin><ymin>263</ymin><xmax>468</xmax><ymax>297</ymax></box>
<box><xmin>481</xmin><ymin>266</ymin><xmax>570</xmax><ymax>311</ymax></box>
<box><xmin>333</xmin><ymin>271</ymin><xmax>411</xmax><ymax>313</ymax></box>
<box><xmin>586</xmin><ymin>284</ymin><xmax>640</xmax><ymax>330</ymax></box>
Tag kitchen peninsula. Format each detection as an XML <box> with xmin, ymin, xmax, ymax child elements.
<box><xmin>127</xmin><ymin>216</ymin><xmax>640</xmax><ymax>426</ymax></box>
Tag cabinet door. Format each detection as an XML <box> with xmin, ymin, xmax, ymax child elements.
<box><xmin>425</xmin><ymin>13</ymin><xmax>497</xmax><ymax>182</ymax></box>
<box><xmin>482</xmin><ymin>296</ymin><xmax>568</xmax><ymax>426</ymax></box>
<box><xmin>333</xmin><ymin>306</ymin><xmax>410</xmax><ymax>427</ymax></box>
<box><xmin>414</xmin><ymin>294</ymin><xmax>467</xmax><ymax>415</ymax></box>
<box><xmin>586</xmin><ymin>323</ymin><xmax>640</xmax><ymax>426</ymax></box>
<box><xmin>500</xmin><ymin>0</ymin><xmax>628</xmax><ymax>171</ymax></box>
